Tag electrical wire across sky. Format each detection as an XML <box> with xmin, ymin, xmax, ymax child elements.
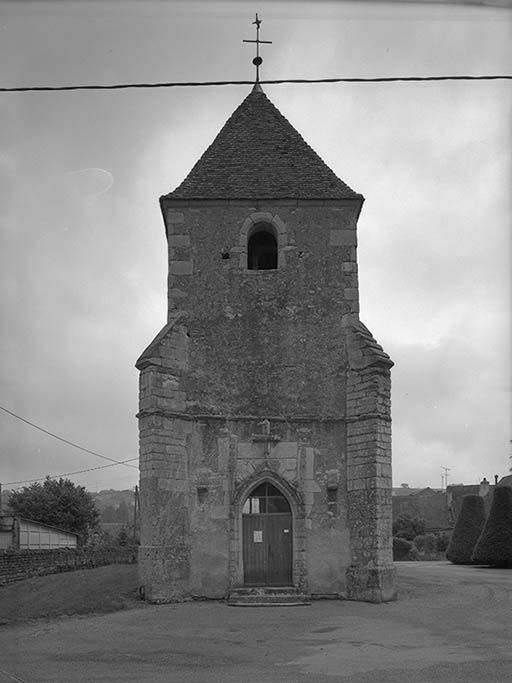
<box><xmin>5</xmin><ymin>458</ymin><xmax>139</xmax><ymax>488</ymax></box>
<box><xmin>0</xmin><ymin>74</ymin><xmax>511</xmax><ymax>93</ymax></box>
<box><xmin>0</xmin><ymin>404</ymin><xmax>138</xmax><ymax>487</ymax></box>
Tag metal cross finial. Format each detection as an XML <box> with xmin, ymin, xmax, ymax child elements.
<box><xmin>243</xmin><ymin>13</ymin><xmax>272</xmax><ymax>83</ymax></box>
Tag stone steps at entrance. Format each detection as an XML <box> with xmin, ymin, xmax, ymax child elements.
<box><xmin>227</xmin><ymin>586</ymin><xmax>311</xmax><ymax>607</ymax></box>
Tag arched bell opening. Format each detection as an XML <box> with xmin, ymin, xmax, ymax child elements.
<box><xmin>242</xmin><ymin>481</ymin><xmax>293</xmax><ymax>586</ymax></box>
<box><xmin>247</xmin><ymin>223</ymin><xmax>278</xmax><ymax>270</ymax></box>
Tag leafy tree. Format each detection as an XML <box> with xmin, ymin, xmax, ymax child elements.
<box><xmin>116</xmin><ymin>528</ymin><xmax>129</xmax><ymax>546</ymax></box>
<box><xmin>471</xmin><ymin>486</ymin><xmax>512</xmax><ymax>568</ymax></box>
<box><xmin>446</xmin><ymin>494</ymin><xmax>486</xmax><ymax>565</ymax></box>
<box><xmin>86</xmin><ymin>527</ymin><xmax>112</xmax><ymax>548</ymax></box>
<box><xmin>115</xmin><ymin>499</ymin><xmax>130</xmax><ymax>524</ymax></box>
<box><xmin>101</xmin><ymin>504</ymin><xmax>117</xmax><ymax>523</ymax></box>
<box><xmin>392</xmin><ymin>514</ymin><xmax>426</xmax><ymax>541</ymax></box>
<box><xmin>8</xmin><ymin>477</ymin><xmax>99</xmax><ymax>545</ymax></box>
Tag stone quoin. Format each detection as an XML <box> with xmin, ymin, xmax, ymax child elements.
<box><xmin>136</xmin><ymin>85</ymin><xmax>396</xmax><ymax>603</ymax></box>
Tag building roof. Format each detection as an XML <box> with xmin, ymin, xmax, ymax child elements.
<box><xmin>392</xmin><ymin>487</ymin><xmax>443</xmax><ymax>498</ymax></box>
<box><xmin>413</xmin><ymin>487</ymin><xmax>444</xmax><ymax>497</ymax></box>
<box><xmin>392</xmin><ymin>488</ymin><xmax>422</xmax><ymax>497</ymax></box>
<box><xmin>164</xmin><ymin>86</ymin><xmax>362</xmax><ymax>201</ymax></box>
<box><xmin>0</xmin><ymin>515</ymin><xmax>78</xmax><ymax>537</ymax></box>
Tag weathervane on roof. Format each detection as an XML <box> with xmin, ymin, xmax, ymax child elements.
<box><xmin>243</xmin><ymin>13</ymin><xmax>272</xmax><ymax>84</ymax></box>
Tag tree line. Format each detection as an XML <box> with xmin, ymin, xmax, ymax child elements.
<box><xmin>6</xmin><ymin>477</ymin><xmax>136</xmax><ymax>546</ymax></box>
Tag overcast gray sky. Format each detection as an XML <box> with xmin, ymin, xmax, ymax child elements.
<box><xmin>1</xmin><ymin>0</ymin><xmax>510</xmax><ymax>493</ymax></box>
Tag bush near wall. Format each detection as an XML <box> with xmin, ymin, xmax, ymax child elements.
<box><xmin>435</xmin><ymin>530</ymin><xmax>452</xmax><ymax>553</ymax></box>
<box><xmin>0</xmin><ymin>546</ymin><xmax>137</xmax><ymax>586</ymax></box>
<box><xmin>392</xmin><ymin>515</ymin><xmax>426</xmax><ymax>541</ymax></box>
<box><xmin>413</xmin><ymin>533</ymin><xmax>438</xmax><ymax>560</ymax></box>
<box><xmin>393</xmin><ymin>537</ymin><xmax>419</xmax><ymax>561</ymax></box>
<box><xmin>446</xmin><ymin>494</ymin><xmax>486</xmax><ymax>565</ymax></box>
<box><xmin>393</xmin><ymin>531</ymin><xmax>449</xmax><ymax>561</ymax></box>
<box><xmin>472</xmin><ymin>486</ymin><xmax>512</xmax><ymax>568</ymax></box>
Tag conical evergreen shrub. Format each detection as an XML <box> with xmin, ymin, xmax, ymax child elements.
<box><xmin>472</xmin><ymin>485</ymin><xmax>512</xmax><ymax>568</ymax></box>
<box><xmin>446</xmin><ymin>494</ymin><xmax>486</xmax><ymax>565</ymax></box>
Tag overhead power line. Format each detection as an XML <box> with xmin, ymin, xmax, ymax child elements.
<box><xmin>5</xmin><ymin>457</ymin><xmax>139</xmax><ymax>487</ymax></box>
<box><xmin>0</xmin><ymin>75</ymin><xmax>511</xmax><ymax>93</ymax></box>
<box><xmin>0</xmin><ymin>404</ymin><xmax>137</xmax><ymax>469</ymax></box>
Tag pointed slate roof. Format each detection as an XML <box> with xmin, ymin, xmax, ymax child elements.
<box><xmin>164</xmin><ymin>86</ymin><xmax>361</xmax><ymax>201</ymax></box>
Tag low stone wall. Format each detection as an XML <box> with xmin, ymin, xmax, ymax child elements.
<box><xmin>0</xmin><ymin>546</ymin><xmax>137</xmax><ymax>586</ymax></box>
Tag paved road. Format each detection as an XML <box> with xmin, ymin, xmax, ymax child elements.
<box><xmin>1</xmin><ymin>562</ymin><xmax>510</xmax><ymax>682</ymax></box>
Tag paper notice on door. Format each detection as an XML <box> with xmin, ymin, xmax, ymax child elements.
<box><xmin>253</xmin><ymin>530</ymin><xmax>263</xmax><ymax>543</ymax></box>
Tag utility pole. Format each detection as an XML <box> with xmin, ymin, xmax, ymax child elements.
<box><xmin>132</xmin><ymin>484</ymin><xmax>139</xmax><ymax>543</ymax></box>
<box><xmin>441</xmin><ymin>466</ymin><xmax>451</xmax><ymax>489</ymax></box>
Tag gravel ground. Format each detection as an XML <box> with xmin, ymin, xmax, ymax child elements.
<box><xmin>0</xmin><ymin>562</ymin><xmax>510</xmax><ymax>683</ymax></box>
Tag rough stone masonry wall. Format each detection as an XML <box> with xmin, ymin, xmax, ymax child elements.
<box><xmin>0</xmin><ymin>547</ymin><xmax>137</xmax><ymax>586</ymax></box>
<box><xmin>163</xmin><ymin>201</ymin><xmax>359</xmax><ymax>419</ymax></box>
<box><xmin>227</xmin><ymin>418</ymin><xmax>350</xmax><ymax>597</ymax></box>
<box><xmin>137</xmin><ymin>315</ymin><xmax>203</xmax><ymax>603</ymax></box>
<box><xmin>137</xmin><ymin>199</ymin><xmax>395</xmax><ymax>603</ymax></box>
<box><xmin>138</xmin><ymin>407</ymin><xmax>351</xmax><ymax>601</ymax></box>
<box><xmin>345</xmin><ymin>326</ymin><xmax>396</xmax><ymax>602</ymax></box>
<box><xmin>137</xmin><ymin>346</ymin><xmax>352</xmax><ymax>601</ymax></box>
<box><xmin>137</xmin><ymin>415</ymin><xmax>194</xmax><ymax>602</ymax></box>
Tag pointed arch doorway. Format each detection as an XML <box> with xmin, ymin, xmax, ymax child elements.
<box><xmin>242</xmin><ymin>482</ymin><xmax>293</xmax><ymax>586</ymax></box>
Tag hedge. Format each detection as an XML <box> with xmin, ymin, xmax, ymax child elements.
<box><xmin>472</xmin><ymin>486</ymin><xmax>512</xmax><ymax>567</ymax></box>
<box><xmin>446</xmin><ymin>494</ymin><xmax>486</xmax><ymax>565</ymax></box>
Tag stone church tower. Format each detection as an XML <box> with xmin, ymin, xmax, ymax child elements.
<box><xmin>136</xmin><ymin>85</ymin><xmax>396</xmax><ymax>603</ymax></box>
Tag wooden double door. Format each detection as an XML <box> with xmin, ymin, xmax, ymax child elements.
<box><xmin>242</xmin><ymin>483</ymin><xmax>292</xmax><ymax>586</ymax></box>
